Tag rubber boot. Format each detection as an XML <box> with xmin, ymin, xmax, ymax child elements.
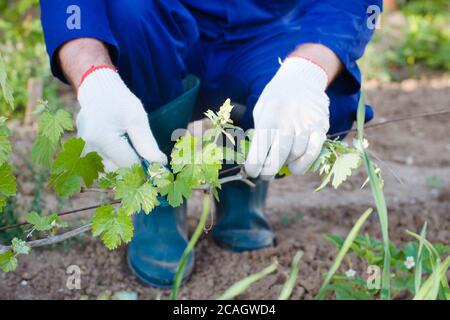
<box><xmin>212</xmin><ymin>101</ymin><xmax>274</xmax><ymax>252</ymax></box>
<box><xmin>127</xmin><ymin>76</ymin><xmax>200</xmax><ymax>288</ymax></box>
<box><xmin>212</xmin><ymin>178</ymin><xmax>275</xmax><ymax>252</ymax></box>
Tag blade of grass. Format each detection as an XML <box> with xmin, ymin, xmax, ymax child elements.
<box><xmin>429</xmin><ymin>259</ymin><xmax>442</xmax><ymax>300</ymax></box>
<box><xmin>170</xmin><ymin>192</ymin><xmax>210</xmax><ymax>300</ymax></box>
<box><xmin>406</xmin><ymin>229</ymin><xmax>449</xmax><ymax>297</ymax></box>
<box><xmin>356</xmin><ymin>93</ymin><xmax>366</xmax><ymax>140</ymax></box>
<box><xmin>405</xmin><ymin>230</ymin><xmax>439</xmax><ymax>259</ymax></box>
<box><xmin>278</xmin><ymin>251</ymin><xmax>303</xmax><ymax>300</ymax></box>
<box><xmin>413</xmin><ymin>256</ymin><xmax>450</xmax><ymax>300</ymax></box>
<box><xmin>414</xmin><ymin>223</ymin><xmax>427</xmax><ymax>294</ymax></box>
<box><xmin>217</xmin><ymin>260</ymin><xmax>278</xmax><ymax>300</ymax></box>
<box><xmin>357</xmin><ymin>96</ymin><xmax>391</xmax><ymax>300</ymax></box>
<box><xmin>316</xmin><ymin>208</ymin><xmax>373</xmax><ymax>300</ymax></box>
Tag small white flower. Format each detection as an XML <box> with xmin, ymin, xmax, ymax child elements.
<box><xmin>345</xmin><ymin>268</ymin><xmax>356</xmax><ymax>278</ymax></box>
<box><xmin>217</xmin><ymin>99</ymin><xmax>234</xmax><ymax>125</ymax></box>
<box><xmin>353</xmin><ymin>138</ymin><xmax>369</xmax><ymax>153</ymax></box>
<box><xmin>404</xmin><ymin>256</ymin><xmax>415</xmax><ymax>270</ymax></box>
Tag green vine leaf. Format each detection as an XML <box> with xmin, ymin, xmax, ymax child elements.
<box><xmin>159</xmin><ymin>176</ymin><xmax>192</xmax><ymax>207</ymax></box>
<box><xmin>0</xmin><ymin>137</ymin><xmax>11</xmax><ymax>167</ymax></box>
<box><xmin>98</xmin><ymin>172</ymin><xmax>118</xmax><ymax>189</ymax></box>
<box><xmin>178</xmin><ymin>143</ymin><xmax>222</xmax><ymax>187</ymax></box>
<box><xmin>310</xmin><ymin>140</ymin><xmax>362</xmax><ymax>192</ymax></box>
<box><xmin>48</xmin><ymin>137</ymin><xmax>104</xmax><ymax>197</ymax></box>
<box><xmin>331</xmin><ymin>153</ymin><xmax>362</xmax><ymax>188</ymax></box>
<box><xmin>25</xmin><ymin>211</ymin><xmax>62</xmax><ymax>231</ymax></box>
<box><xmin>171</xmin><ymin>135</ymin><xmax>197</xmax><ymax>174</ymax></box>
<box><xmin>92</xmin><ymin>205</ymin><xmax>133</xmax><ymax>250</ymax></box>
<box><xmin>31</xmin><ymin>135</ymin><xmax>53</xmax><ymax>168</ymax></box>
<box><xmin>37</xmin><ymin>108</ymin><xmax>73</xmax><ymax>145</ymax></box>
<box><xmin>11</xmin><ymin>238</ymin><xmax>31</xmax><ymax>255</ymax></box>
<box><xmin>0</xmin><ymin>117</ymin><xmax>12</xmax><ymax>167</ymax></box>
<box><xmin>148</xmin><ymin>163</ymin><xmax>172</xmax><ymax>184</ymax></box>
<box><xmin>0</xmin><ymin>117</ymin><xmax>10</xmax><ymax>136</ymax></box>
<box><xmin>0</xmin><ymin>162</ymin><xmax>17</xmax><ymax>212</ymax></box>
<box><xmin>0</xmin><ymin>250</ymin><xmax>17</xmax><ymax>272</ymax></box>
<box><xmin>164</xmin><ymin>134</ymin><xmax>224</xmax><ymax>208</ymax></box>
<box><xmin>115</xmin><ymin>164</ymin><xmax>159</xmax><ymax>215</ymax></box>
<box><xmin>31</xmin><ymin>102</ymin><xmax>74</xmax><ymax>167</ymax></box>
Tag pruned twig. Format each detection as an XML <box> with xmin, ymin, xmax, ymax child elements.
<box><xmin>0</xmin><ymin>172</ymin><xmax>250</xmax><ymax>232</ymax></box>
<box><xmin>0</xmin><ymin>224</ymin><xmax>92</xmax><ymax>255</ymax></box>
<box><xmin>0</xmin><ymin>200</ymin><xmax>120</xmax><ymax>232</ymax></box>
<box><xmin>80</xmin><ymin>187</ymin><xmax>112</xmax><ymax>193</ymax></box>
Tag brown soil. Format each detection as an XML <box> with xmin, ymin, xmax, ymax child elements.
<box><xmin>1</xmin><ymin>75</ymin><xmax>449</xmax><ymax>300</ymax></box>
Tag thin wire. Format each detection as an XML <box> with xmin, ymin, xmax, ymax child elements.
<box><xmin>328</xmin><ymin>109</ymin><xmax>450</xmax><ymax>138</ymax></box>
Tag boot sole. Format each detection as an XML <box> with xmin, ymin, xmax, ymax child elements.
<box><xmin>126</xmin><ymin>248</ymin><xmax>194</xmax><ymax>290</ymax></box>
<box><xmin>212</xmin><ymin>234</ymin><xmax>276</xmax><ymax>253</ymax></box>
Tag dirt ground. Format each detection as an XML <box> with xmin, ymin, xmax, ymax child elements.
<box><xmin>1</xmin><ymin>74</ymin><xmax>449</xmax><ymax>300</ymax></box>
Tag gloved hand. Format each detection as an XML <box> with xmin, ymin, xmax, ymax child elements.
<box><xmin>245</xmin><ymin>57</ymin><xmax>330</xmax><ymax>179</ymax></box>
<box><xmin>77</xmin><ymin>68</ymin><xmax>167</xmax><ymax>172</ymax></box>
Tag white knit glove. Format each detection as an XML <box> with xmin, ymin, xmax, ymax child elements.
<box><xmin>77</xmin><ymin>68</ymin><xmax>167</xmax><ymax>172</ymax></box>
<box><xmin>245</xmin><ymin>57</ymin><xmax>330</xmax><ymax>179</ymax></box>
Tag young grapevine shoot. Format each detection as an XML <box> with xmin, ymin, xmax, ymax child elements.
<box><xmin>0</xmin><ymin>95</ymin><xmax>371</xmax><ymax>272</ymax></box>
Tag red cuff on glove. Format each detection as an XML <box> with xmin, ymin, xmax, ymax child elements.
<box><xmin>78</xmin><ymin>65</ymin><xmax>118</xmax><ymax>90</ymax></box>
<box><xmin>287</xmin><ymin>54</ymin><xmax>329</xmax><ymax>84</ymax></box>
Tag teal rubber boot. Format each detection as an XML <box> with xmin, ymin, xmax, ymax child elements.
<box><xmin>212</xmin><ymin>102</ymin><xmax>274</xmax><ymax>252</ymax></box>
<box><xmin>127</xmin><ymin>76</ymin><xmax>199</xmax><ymax>288</ymax></box>
<box><xmin>212</xmin><ymin>178</ymin><xmax>275</xmax><ymax>252</ymax></box>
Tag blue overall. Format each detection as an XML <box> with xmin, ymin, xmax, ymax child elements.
<box><xmin>40</xmin><ymin>0</ymin><xmax>379</xmax><ymax>132</ymax></box>
<box><xmin>40</xmin><ymin>0</ymin><xmax>381</xmax><ymax>287</ymax></box>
